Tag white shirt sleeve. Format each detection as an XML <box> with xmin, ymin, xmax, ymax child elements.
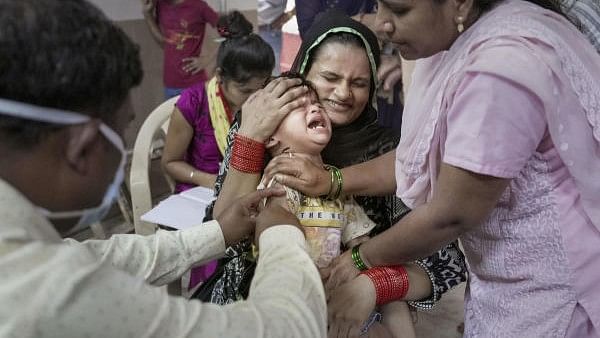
<box><xmin>63</xmin><ymin>220</ymin><xmax>226</xmax><ymax>286</ymax></box>
<box><xmin>2</xmin><ymin>224</ymin><xmax>326</xmax><ymax>338</ymax></box>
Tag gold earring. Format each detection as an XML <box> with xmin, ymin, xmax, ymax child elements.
<box><xmin>457</xmin><ymin>16</ymin><xmax>465</xmax><ymax>33</ymax></box>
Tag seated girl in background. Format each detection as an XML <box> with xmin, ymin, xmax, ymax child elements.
<box><xmin>162</xmin><ymin>10</ymin><xmax>274</xmax><ymax>193</ymax></box>
<box><xmin>256</xmin><ymin>76</ymin><xmax>430</xmax><ymax>337</ymax></box>
<box><xmin>161</xmin><ymin>10</ymin><xmax>274</xmax><ymax>292</ymax></box>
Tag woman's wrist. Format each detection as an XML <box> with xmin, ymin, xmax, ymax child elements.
<box><xmin>323</xmin><ymin>165</ymin><xmax>343</xmax><ymax>200</ymax></box>
<box><xmin>351</xmin><ymin>243</ymin><xmax>372</xmax><ymax>271</ymax></box>
<box><xmin>361</xmin><ymin>265</ymin><xmax>410</xmax><ymax>305</ymax></box>
<box><xmin>230</xmin><ymin>133</ymin><xmax>265</xmax><ymax>173</ymax></box>
<box><xmin>237</xmin><ymin>127</ymin><xmax>267</xmax><ymax>143</ymax></box>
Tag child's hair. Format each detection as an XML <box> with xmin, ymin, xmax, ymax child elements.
<box><xmin>264</xmin><ymin>72</ymin><xmax>320</xmax><ymax>161</ymax></box>
<box><xmin>278</xmin><ymin>72</ymin><xmax>319</xmax><ymax>99</ymax></box>
<box><xmin>216</xmin><ymin>11</ymin><xmax>274</xmax><ymax>84</ymax></box>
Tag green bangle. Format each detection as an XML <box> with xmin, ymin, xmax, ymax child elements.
<box><xmin>323</xmin><ymin>165</ymin><xmax>339</xmax><ymax>200</ymax></box>
<box><xmin>351</xmin><ymin>244</ymin><xmax>368</xmax><ymax>271</ymax></box>
<box><xmin>332</xmin><ymin>166</ymin><xmax>343</xmax><ymax>200</ymax></box>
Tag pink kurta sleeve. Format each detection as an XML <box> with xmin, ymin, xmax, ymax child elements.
<box><xmin>443</xmin><ymin>66</ymin><xmax>550</xmax><ymax>178</ymax></box>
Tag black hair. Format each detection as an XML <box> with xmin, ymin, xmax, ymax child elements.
<box><xmin>264</xmin><ymin>72</ymin><xmax>320</xmax><ymax>160</ymax></box>
<box><xmin>216</xmin><ymin>11</ymin><xmax>275</xmax><ymax>84</ymax></box>
<box><xmin>0</xmin><ymin>0</ymin><xmax>142</xmax><ymax>148</ymax></box>
<box><xmin>278</xmin><ymin>72</ymin><xmax>320</xmax><ymax>99</ymax></box>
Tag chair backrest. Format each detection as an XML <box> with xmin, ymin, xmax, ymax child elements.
<box><xmin>130</xmin><ymin>95</ymin><xmax>179</xmax><ymax>235</ymax></box>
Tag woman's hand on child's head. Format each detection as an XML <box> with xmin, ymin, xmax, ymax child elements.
<box><xmin>327</xmin><ymin>274</ymin><xmax>377</xmax><ymax>338</ymax></box>
<box><xmin>263</xmin><ymin>153</ymin><xmax>330</xmax><ymax>197</ymax></box>
<box><xmin>238</xmin><ymin>77</ymin><xmax>308</xmax><ymax>142</ymax></box>
<box><xmin>216</xmin><ymin>187</ymin><xmax>285</xmax><ymax>246</ymax></box>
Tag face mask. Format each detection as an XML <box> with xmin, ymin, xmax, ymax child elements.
<box><xmin>0</xmin><ymin>98</ymin><xmax>126</xmax><ymax>236</ymax></box>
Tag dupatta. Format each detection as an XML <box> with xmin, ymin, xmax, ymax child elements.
<box><xmin>396</xmin><ymin>0</ymin><xmax>600</xmax><ymax>231</ymax></box>
<box><xmin>206</xmin><ymin>76</ymin><xmax>233</xmax><ymax>156</ymax></box>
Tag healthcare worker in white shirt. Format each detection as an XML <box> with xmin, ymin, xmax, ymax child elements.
<box><xmin>0</xmin><ymin>0</ymin><xmax>325</xmax><ymax>337</ymax></box>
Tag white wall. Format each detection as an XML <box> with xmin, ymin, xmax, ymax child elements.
<box><xmin>88</xmin><ymin>0</ymin><xmax>257</xmax><ymax>22</ymax></box>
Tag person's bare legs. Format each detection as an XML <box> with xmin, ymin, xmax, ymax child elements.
<box><xmin>380</xmin><ymin>301</ymin><xmax>416</xmax><ymax>338</ymax></box>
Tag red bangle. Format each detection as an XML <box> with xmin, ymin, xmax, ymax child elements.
<box><xmin>361</xmin><ymin>265</ymin><xmax>409</xmax><ymax>305</ymax></box>
<box><xmin>230</xmin><ymin>133</ymin><xmax>265</xmax><ymax>173</ymax></box>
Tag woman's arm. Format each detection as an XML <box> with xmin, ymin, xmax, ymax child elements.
<box><xmin>213</xmin><ymin>78</ymin><xmax>308</xmax><ymax>218</ymax></box>
<box><xmin>362</xmin><ymin>163</ymin><xmax>508</xmax><ymax>266</ymax></box>
<box><xmin>141</xmin><ymin>0</ymin><xmax>165</xmax><ymax>45</ymax></box>
<box><xmin>264</xmin><ymin>150</ymin><xmax>397</xmax><ymax>198</ymax></box>
<box><xmin>326</xmin><ymin>263</ymin><xmax>430</xmax><ymax>338</ymax></box>
<box><xmin>325</xmin><ymin>163</ymin><xmax>508</xmax><ymax>290</ymax></box>
<box><xmin>341</xmin><ymin>150</ymin><xmax>397</xmax><ymax>196</ymax></box>
<box><xmin>162</xmin><ymin>107</ymin><xmax>216</xmax><ymax>188</ymax></box>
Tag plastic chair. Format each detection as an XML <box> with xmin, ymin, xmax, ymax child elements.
<box><xmin>129</xmin><ymin>96</ymin><xmax>178</xmax><ymax>235</ymax></box>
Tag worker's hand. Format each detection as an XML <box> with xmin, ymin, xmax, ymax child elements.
<box><xmin>254</xmin><ymin>200</ymin><xmax>301</xmax><ymax>244</ymax></box>
<box><xmin>216</xmin><ymin>187</ymin><xmax>285</xmax><ymax>246</ymax></box>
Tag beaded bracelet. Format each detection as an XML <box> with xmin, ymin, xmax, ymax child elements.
<box><xmin>351</xmin><ymin>244</ymin><xmax>368</xmax><ymax>271</ymax></box>
<box><xmin>361</xmin><ymin>265</ymin><xmax>410</xmax><ymax>306</ymax></box>
<box><xmin>230</xmin><ymin>133</ymin><xmax>265</xmax><ymax>173</ymax></box>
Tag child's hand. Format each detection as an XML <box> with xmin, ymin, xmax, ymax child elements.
<box><xmin>327</xmin><ymin>275</ymin><xmax>377</xmax><ymax>338</ymax></box>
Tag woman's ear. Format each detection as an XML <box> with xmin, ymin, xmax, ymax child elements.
<box><xmin>215</xmin><ymin>67</ymin><xmax>224</xmax><ymax>84</ymax></box>
<box><xmin>65</xmin><ymin>119</ymin><xmax>102</xmax><ymax>175</ymax></box>
<box><xmin>453</xmin><ymin>0</ymin><xmax>477</xmax><ymax>23</ymax></box>
<box><xmin>265</xmin><ymin>136</ymin><xmax>280</xmax><ymax>151</ymax></box>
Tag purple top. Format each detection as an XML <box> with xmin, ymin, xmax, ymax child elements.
<box><xmin>174</xmin><ymin>81</ymin><xmax>222</xmax><ymax>193</ymax></box>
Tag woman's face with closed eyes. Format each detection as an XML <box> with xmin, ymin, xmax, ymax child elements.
<box><xmin>305</xmin><ymin>42</ymin><xmax>372</xmax><ymax>127</ymax></box>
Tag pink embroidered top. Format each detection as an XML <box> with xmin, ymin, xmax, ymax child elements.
<box><xmin>395</xmin><ymin>1</ymin><xmax>600</xmax><ymax>336</ymax></box>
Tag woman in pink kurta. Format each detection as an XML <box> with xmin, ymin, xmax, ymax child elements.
<box><xmin>265</xmin><ymin>1</ymin><xmax>600</xmax><ymax>337</ymax></box>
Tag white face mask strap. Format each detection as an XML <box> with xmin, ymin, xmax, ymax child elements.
<box><xmin>0</xmin><ymin>98</ymin><xmax>90</xmax><ymax>125</ymax></box>
<box><xmin>99</xmin><ymin>123</ymin><xmax>125</xmax><ymax>155</ymax></box>
<box><xmin>0</xmin><ymin>97</ymin><xmax>125</xmax><ymax>155</ymax></box>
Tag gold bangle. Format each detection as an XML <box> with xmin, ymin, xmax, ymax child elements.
<box><xmin>190</xmin><ymin>170</ymin><xmax>195</xmax><ymax>179</ymax></box>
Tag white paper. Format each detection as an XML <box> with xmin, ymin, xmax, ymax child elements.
<box><xmin>141</xmin><ymin>187</ymin><xmax>216</xmax><ymax>230</ymax></box>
